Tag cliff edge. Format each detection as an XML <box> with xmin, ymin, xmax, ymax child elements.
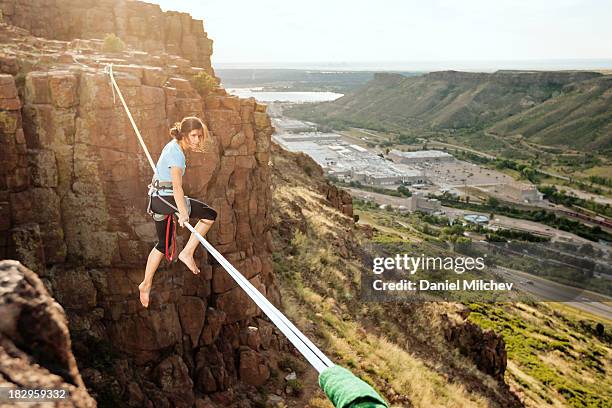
<box><xmin>0</xmin><ymin>1</ymin><xmax>287</xmax><ymax>405</ymax></box>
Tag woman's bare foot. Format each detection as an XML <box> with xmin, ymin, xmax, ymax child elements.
<box><xmin>138</xmin><ymin>282</ymin><xmax>151</xmax><ymax>308</ymax></box>
<box><xmin>178</xmin><ymin>251</ymin><xmax>200</xmax><ymax>274</ymax></box>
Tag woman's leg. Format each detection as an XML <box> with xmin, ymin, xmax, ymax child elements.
<box><xmin>178</xmin><ymin>198</ymin><xmax>218</xmax><ymax>274</ymax></box>
<box><xmin>178</xmin><ymin>218</ymin><xmax>215</xmax><ymax>274</ymax></box>
<box><xmin>139</xmin><ymin>201</ymin><xmax>175</xmax><ymax>308</ymax></box>
<box><xmin>139</xmin><ymin>247</ymin><xmax>165</xmax><ymax>307</ymax></box>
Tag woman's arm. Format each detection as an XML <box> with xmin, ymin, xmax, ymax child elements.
<box><xmin>170</xmin><ymin>166</ymin><xmax>190</xmax><ymax>226</ymax></box>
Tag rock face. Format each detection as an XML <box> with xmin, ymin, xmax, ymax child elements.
<box><xmin>323</xmin><ymin>184</ymin><xmax>353</xmax><ymax>218</ymax></box>
<box><xmin>443</xmin><ymin>318</ymin><xmax>508</xmax><ymax>382</ymax></box>
<box><xmin>0</xmin><ymin>5</ymin><xmax>281</xmax><ymax>405</ymax></box>
<box><xmin>0</xmin><ymin>0</ymin><xmax>214</xmax><ymax>71</ymax></box>
<box><xmin>0</xmin><ymin>260</ymin><xmax>96</xmax><ymax>407</ymax></box>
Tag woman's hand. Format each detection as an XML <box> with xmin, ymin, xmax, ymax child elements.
<box><xmin>178</xmin><ymin>212</ymin><xmax>189</xmax><ymax>227</ymax></box>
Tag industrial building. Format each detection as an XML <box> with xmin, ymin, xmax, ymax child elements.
<box><xmin>389</xmin><ymin>149</ymin><xmax>454</xmax><ymax>164</ymax></box>
<box><xmin>274</xmin><ymin>133</ymin><xmax>428</xmax><ymax>187</ymax></box>
<box><xmin>406</xmin><ymin>194</ymin><xmax>441</xmax><ymax>213</ymax></box>
<box><xmin>498</xmin><ymin>183</ymin><xmax>543</xmax><ymax>203</ymax></box>
<box><xmin>271</xmin><ymin>117</ymin><xmax>316</xmax><ymax>133</ymax></box>
<box><xmin>277</xmin><ymin>132</ymin><xmax>341</xmax><ymax>143</ymax></box>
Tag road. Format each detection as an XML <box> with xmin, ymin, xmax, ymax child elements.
<box><xmin>349</xmin><ymin>186</ymin><xmax>612</xmax><ymax>320</ymax></box>
<box><xmin>496</xmin><ymin>266</ymin><xmax>612</xmax><ymax>321</ymax></box>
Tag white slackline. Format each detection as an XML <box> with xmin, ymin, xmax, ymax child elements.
<box><xmin>106</xmin><ymin>64</ymin><xmax>333</xmax><ymax>373</ymax></box>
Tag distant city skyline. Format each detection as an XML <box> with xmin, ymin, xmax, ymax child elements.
<box><xmin>147</xmin><ymin>0</ymin><xmax>612</xmax><ymax>70</ymax></box>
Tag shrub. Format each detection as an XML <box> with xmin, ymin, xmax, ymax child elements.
<box><xmin>397</xmin><ymin>185</ymin><xmax>411</xmax><ymax>197</ymax></box>
<box><xmin>286</xmin><ymin>379</ymin><xmax>304</xmax><ymax>396</ymax></box>
<box><xmin>102</xmin><ymin>33</ymin><xmax>126</xmax><ymax>53</ymax></box>
<box><xmin>192</xmin><ymin>71</ymin><xmax>219</xmax><ymax>95</ymax></box>
<box><xmin>278</xmin><ymin>356</ymin><xmax>306</xmax><ymax>374</ymax></box>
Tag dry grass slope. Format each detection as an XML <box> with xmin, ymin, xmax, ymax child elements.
<box><xmin>270</xmin><ymin>144</ymin><xmax>523</xmax><ymax>407</ymax></box>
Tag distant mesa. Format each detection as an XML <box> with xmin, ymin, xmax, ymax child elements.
<box><xmin>290</xmin><ymin>69</ymin><xmax>612</xmax><ymax>151</ymax></box>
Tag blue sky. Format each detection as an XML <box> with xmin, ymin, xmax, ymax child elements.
<box><xmin>147</xmin><ymin>0</ymin><xmax>612</xmax><ymax>69</ymax></box>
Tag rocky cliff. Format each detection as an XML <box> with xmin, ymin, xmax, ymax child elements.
<box><xmin>0</xmin><ymin>2</ymin><xmax>286</xmax><ymax>405</ymax></box>
<box><xmin>0</xmin><ymin>0</ymin><xmax>214</xmax><ymax>71</ymax></box>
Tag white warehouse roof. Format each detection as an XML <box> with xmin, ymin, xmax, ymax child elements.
<box><xmin>390</xmin><ymin>150</ymin><xmax>453</xmax><ymax>159</ymax></box>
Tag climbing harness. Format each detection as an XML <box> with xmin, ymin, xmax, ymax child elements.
<box><xmin>105</xmin><ymin>64</ymin><xmax>334</xmax><ymax>374</ymax></box>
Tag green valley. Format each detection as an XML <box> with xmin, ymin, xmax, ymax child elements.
<box><xmin>286</xmin><ymin>70</ymin><xmax>612</xmax><ymax>188</ymax></box>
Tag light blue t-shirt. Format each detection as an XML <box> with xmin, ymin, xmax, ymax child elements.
<box><xmin>152</xmin><ymin>139</ymin><xmax>186</xmax><ymax>196</ymax></box>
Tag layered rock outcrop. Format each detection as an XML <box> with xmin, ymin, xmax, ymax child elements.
<box><xmin>0</xmin><ymin>4</ymin><xmax>284</xmax><ymax>405</ymax></box>
<box><xmin>0</xmin><ymin>0</ymin><xmax>214</xmax><ymax>71</ymax></box>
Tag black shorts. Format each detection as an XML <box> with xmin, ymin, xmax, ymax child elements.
<box><xmin>149</xmin><ymin>195</ymin><xmax>217</xmax><ymax>254</ymax></box>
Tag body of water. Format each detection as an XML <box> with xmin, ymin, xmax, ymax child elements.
<box><xmin>226</xmin><ymin>87</ymin><xmax>343</xmax><ymax>103</ymax></box>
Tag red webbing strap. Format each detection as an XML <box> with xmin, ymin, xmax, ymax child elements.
<box><xmin>164</xmin><ymin>214</ymin><xmax>176</xmax><ymax>261</ymax></box>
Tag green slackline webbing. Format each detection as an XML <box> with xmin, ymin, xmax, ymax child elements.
<box><xmin>319</xmin><ymin>365</ymin><xmax>389</xmax><ymax>408</ymax></box>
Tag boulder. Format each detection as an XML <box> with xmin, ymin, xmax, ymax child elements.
<box><xmin>200</xmin><ymin>307</ymin><xmax>226</xmax><ymax>346</ymax></box>
<box><xmin>0</xmin><ymin>260</ymin><xmax>96</xmax><ymax>407</ymax></box>
<box><xmin>154</xmin><ymin>355</ymin><xmax>195</xmax><ymax>408</ymax></box>
<box><xmin>215</xmin><ymin>275</ymin><xmax>264</xmax><ymax>323</ymax></box>
<box><xmin>178</xmin><ymin>296</ymin><xmax>206</xmax><ymax>346</ymax></box>
<box><xmin>238</xmin><ymin>347</ymin><xmax>269</xmax><ymax>387</ymax></box>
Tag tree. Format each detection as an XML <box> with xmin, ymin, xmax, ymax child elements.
<box><xmin>521</xmin><ymin>166</ymin><xmax>537</xmax><ymax>182</ymax></box>
<box><xmin>397</xmin><ymin>185</ymin><xmax>411</xmax><ymax>197</ymax></box>
<box><xmin>487</xmin><ymin>196</ymin><xmax>500</xmax><ymax>208</ymax></box>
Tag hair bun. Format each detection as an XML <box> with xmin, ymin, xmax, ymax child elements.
<box><xmin>170</xmin><ymin>122</ymin><xmax>181</xmax><ymax>138</ymax></box>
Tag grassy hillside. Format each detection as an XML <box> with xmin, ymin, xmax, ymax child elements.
<box><xmin>469</xmin><ymin>303</ymin><xmax>611</xmax><ymax>407</ymax></box>
<box><xmin>287</xmin><ymin>70</ymin><xmax>610</xmax><ymax>152</ymax></box>
<box><xmin>353</xmin><ymin>203</ymin><xmax>612</xmax><ymax>407</ymax></box>
<box><xmin>269</xmin><ymin>144</ymin><xmax>611</xmax><ymax>407</ymax></box>
<box><xmin>490</xmin><ymin>76</ymin><xmax>612</xmax><ymax>150</ymax></box>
